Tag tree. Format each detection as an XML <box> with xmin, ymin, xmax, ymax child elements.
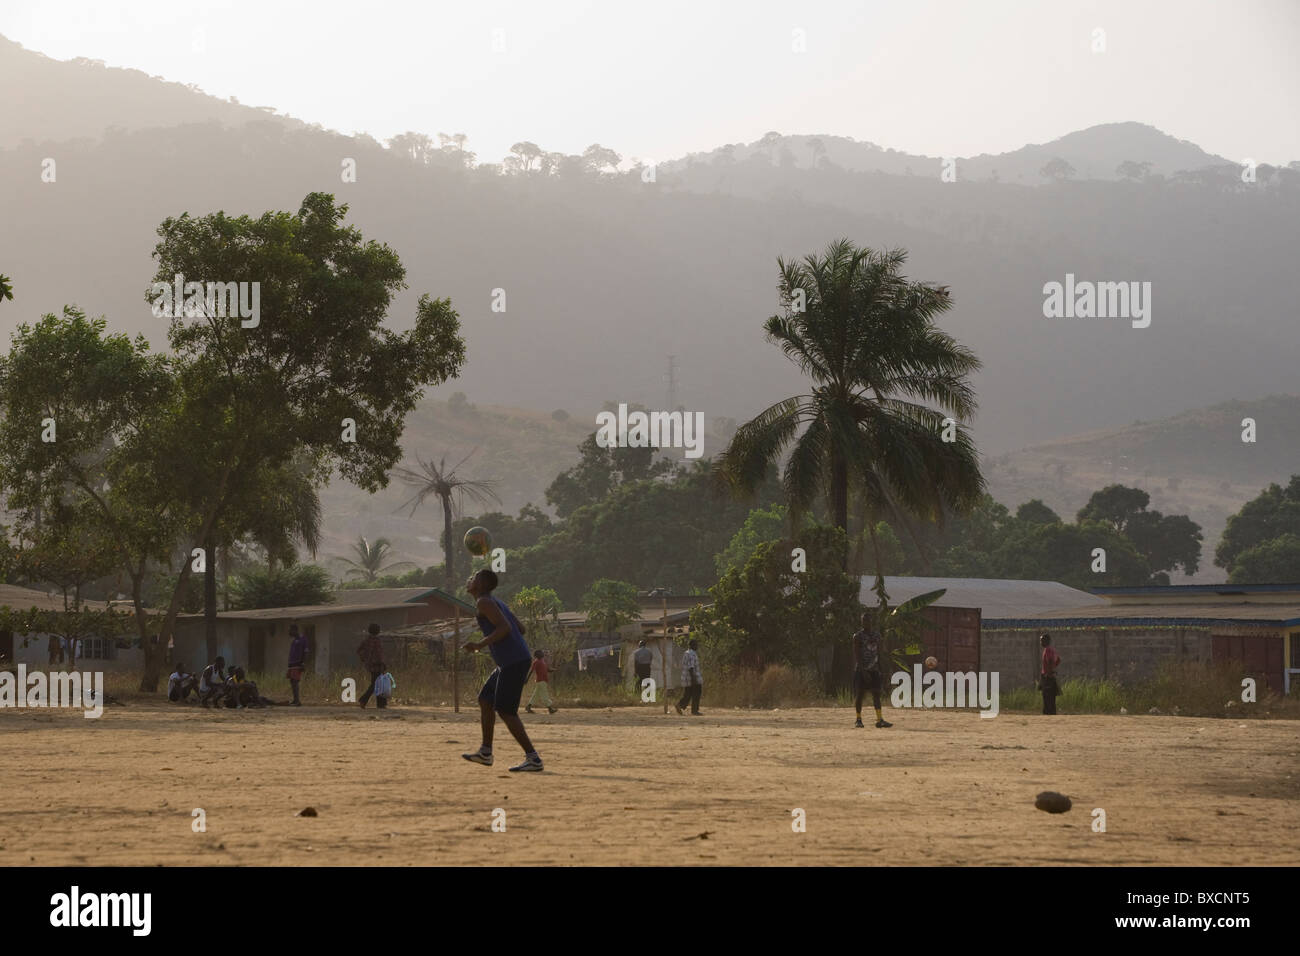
<box><xmin>228</xmin><ymin>563</ymin><xmax>334</xmax><ymax>609</ymax></box>
<box><xmin>0</xmin><ymin>307</ymin><xmax>180</xmax><ymax>686</ymax></box>
<box><xmin>0</xmin><ymin>274</ymin><xmax>12</xmax><ymax>305</ymax></box>
<box><xmin>508</xmin><ymin>141</ymin><xmax>542</xmax><ymax>173</ymax></box>
<box><xmin>1216</xmin><ymin>477</ymin><xmax>1300</xmax><ymax>575</ymax></box>
<box><xmin>579</xmin><ymin>579</ymin><xmax>641</xmax><ymax>635</ymax></box>
<box><xmin>394</xmin><ymin>450</ymin><xmax>500</xmax><ymax>591</ymax></box>
<box><xmin>991</xmin><ymin>520</ymin><xmax>1150</xmax><ymax>588</ymax></box>
<box><xmin>450</xmin><ymin>504</ymin><xmax>554</xmax><ymax>553</ymax></box>
<box><xmin>145</xmin><ymin>192</ymin><xmax>467</xmax><ymax>690</ymax></box>
<box><xmin>545</xmin><ymin>429</ymin><xmax>673</xmax><ymax>519</ymax></box>
<box><xmin>334</xmin><ymin>535</ymin><xmax>416</xmax><ymax>583</ymax></box>
<box><xmin>582</xmin><ymin>144</ymin><xmax>621</xmax><ymax>174</ymax></box>
<box><xmin>715</xmin><ymin>503</ymin><xmax>792</xmax><ymax>576</ymax></box>
<box><xmin>1016</xmin><ymin>499</ymin><xmax>1060</xmax><ymax>525</ymax></box>
<box><xmin>716</xmin><ymin>240</ymin><xmax>985</xmax><ymax>579</ymax></box>
<box><xmin>1117</xmin><ymin>160</ymin><xmax>1152</xmax><ymax>181</ymax></box>
<box><xmin>1041</xmin><ymin>157</ymin><xmax>1076</xmax><ymax>182</ymax></box>
<box><xmin>707</xmin><ymin>525</ymin><xmax>859</xmax><ymax>677</ymax></box>
<box><xmin>1226</xmin><ymin>533</ymin><xmax>1300</xmax><ymax>584</ymax></box>
<box><xmin>1078</xmin><ymin>484</ymin><xmax>1201</xmax><ymax>578</ymax></box>
<box><xmin>387</xmin><ymin>132</ymin><xmax>437</xmax><ymax>165</ymax></box>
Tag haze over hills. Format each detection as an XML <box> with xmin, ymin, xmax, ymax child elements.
<box><xmin>3</xmin><ymin>32</ymin><xmax>1298</xmax><ymax>581</ymax></box>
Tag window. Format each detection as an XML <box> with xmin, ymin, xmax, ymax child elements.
<box><xmin>80</xmin><ymin>636</ymin><xmax>113</xmax><ymax>661</ymax></box>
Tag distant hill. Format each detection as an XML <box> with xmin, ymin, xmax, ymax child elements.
<box><xmin>0</xmin><ymin>35</ymin><xmax>304</xmax><ymax>149</ymax></box>
<box><xmin>315</xmin><ymin>397</ymin><xmax>737</xmax><ymax>569</ymax></box>
<box><xmin>668</xmin><ymin>123</ymin><xmax>1233</xmax><ymax>183</ymax></box>
<box><xmin>986</xmin><ymin>394</ymin><xmax>1300</xmax><ymax>582</ymax></box>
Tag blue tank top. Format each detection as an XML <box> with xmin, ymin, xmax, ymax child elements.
<box><xmin>476</xmin><ymin>596</ymin><xmax>531</xmax><ymax>667</ymax></box>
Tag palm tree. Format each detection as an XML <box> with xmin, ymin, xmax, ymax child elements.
<box><xmin>393</xmin><ymin>450</ymin><xmax>500</xmax><ymax>591</ymax></box>
<box><xmin>716</xmin><ymin>239</ymin><xmax>985</xmax><ymax>589</ymax></box>
<box><xmin>335</xmin><ymin>535</ymin><xmax>416</xmax><ymax>583</ymax></box>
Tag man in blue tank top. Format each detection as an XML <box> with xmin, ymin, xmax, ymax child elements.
<box><xmin>461</xmin><ymin>569</ymin><xmax>544</xmax><ymax>771</ymax></box>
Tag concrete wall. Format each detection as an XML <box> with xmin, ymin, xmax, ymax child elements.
<box><xmin>9</xmin><ymin>632</ymin><xmax>144</xmax><ymax>672</ymax></box>
<box><xmin>982</xmin><ymin>627</ymin><xmax>1214</xmax><ymax>690</ymax></box>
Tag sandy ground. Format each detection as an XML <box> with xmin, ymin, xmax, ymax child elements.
<box><xmin>1</xmin><ymin>701</ymin><xmax>1297</xmax><ymax>866</ymax></box>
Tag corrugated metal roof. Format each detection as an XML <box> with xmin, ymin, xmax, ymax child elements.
<box><xmin>0</xmin><ymin>584</ymin><xmax>111</xmax><ymax>612</ymax></box>
<box><xmin>178</xmin><ymin>602</ymin><xmax>414</xmax><ymax>621</ymax></box>
<box><xmin>985</xmin><ymin>601</ymin><xmax>1300</xmax><ymax>629</ymax></box>
<box><xmin>860</xmin><ymin>576</ymin><xmax>1105</xmax><ymax>619</ymax></box>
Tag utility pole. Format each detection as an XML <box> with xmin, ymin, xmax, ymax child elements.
<box><xmin>664</xmin><ymin>355</ymin><xmax>679</xmax><ymax>412</ymax></box>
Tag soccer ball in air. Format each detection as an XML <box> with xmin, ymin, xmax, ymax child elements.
<box><xmin>924</xmin><ymin>656</ymin><xmax>939</xmax><ymax>669</ymax></box>
<box><xmin>464</xmin><ymin>526</ymin><xmax>492</xmax><ymax>557</ymax></box>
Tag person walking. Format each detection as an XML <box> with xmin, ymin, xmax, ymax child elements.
<box><xmin>675</xmin><ymin>639</ymin><xmax>703</xmax><ymax>716</ymax></box>
<box><xmin>524</xmin><ymin>650</ymin><xmax>557</xmax><ymax>714</ymax></box>
<box><xmin>357</xmin><ymin>623</ymin><xmax>385</xmax><ymax>708</ymax></box>
<box><xmin>1039</xmin><ymin>632</ymin><xmax>1062</xmax><ymax>715</ymax></box>
<box><xmin>632</xmin><ymin>639</ymin><xmax>654</xmax><ymax>697</ymax></box>
<box><xmin>287</xmin><ymin>623</ymin><xmax>308</xmax><ymax>707</ymax></box>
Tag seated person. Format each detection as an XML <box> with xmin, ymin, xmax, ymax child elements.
<box><xmin>227</xmin><ymin>666</ymin><xmax>264</xmax><ymax>708</ymax></box>
<box><xmin>167</xmin><ymin>663</ymin><xmax>198</xmax><ymax>702</ymax></box>
<box><xmin>199</xmin><ymin>656</ymin><xmax>228</xmax><ymax>707</ymax></box>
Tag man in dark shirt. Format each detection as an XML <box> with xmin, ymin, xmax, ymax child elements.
<box><xmin>357</xmin><ymin>623</ymin><xmax>385</xmax><ymax>709</ymax></box>
<box><xmin>852</xmin><ymin>611</ymin><xmax>892</xmax><ymax>729</ymax></box>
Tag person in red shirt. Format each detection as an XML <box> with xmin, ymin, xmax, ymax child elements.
<box><xmin>524</xmin><ymin>649</ymin><xmax>557</xmax><ymax>715</ymax></box>
<box><xmin>1040</xmin><ymin>632</ymin><xmax>1062</xmax><ymax>715</ymax></box>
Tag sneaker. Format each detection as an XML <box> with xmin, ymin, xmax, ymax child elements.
<box><xmin>509</xmin><ymin>753</ymin><xmax>544</xmax><ymax>772</ymax></box>
<box><xmin>875</xmin><ymin>719</ymin><xmax>892</xmax><ymax>728</ymax></box>
<box><xmin>462</xmin><ymin>749</ymin><xmax>493</xmax><ymax>766</ymax></box>
<box><xmin>854</xmin><ymin>717</ymin><xmax>864</xmax><ymax>728</ymax></box>
<box><xmin>675</xmin><ymin>705</ymin><xmax>684</xmax><ymax>715</ymax></box>
<box><xmin>525</xmin><ymin>705</ymin><xmax>534</xmax><ymax>714</ymax></box>
<box><xmin>547</xmin><ymin>706</ymin><xmax>557</xmax><ymax>714</ymax></box>
<box><xmin>359</xmin><ymin>701</ymin><xmax>367</xmax><ymax>709</ymax></box>
<box><xmin>691</xmin><ymin>711</ymin><xmax>702</xmax><ymax>716</ymax></box>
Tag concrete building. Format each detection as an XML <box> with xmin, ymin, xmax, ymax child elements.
<box><xmin>0</xmin><ymin>584</ymin><xmax>140</xmax><ymax>672</ymax></box>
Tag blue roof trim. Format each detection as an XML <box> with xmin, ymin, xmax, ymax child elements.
<box><xmin>1089</xmin><ymin>583</ymin><xmax>1300</xmax><ymax>595</ymax></box>
<box><xmin>983</xmin><ymin>616</ymin><xmax>1300</xmax><ymax>629</ymax></box>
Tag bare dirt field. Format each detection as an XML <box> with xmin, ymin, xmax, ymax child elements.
<box><xmin>2</xmin><ymin>702</ymin><xmax>1297</xmax><ymax>866</ymax></box>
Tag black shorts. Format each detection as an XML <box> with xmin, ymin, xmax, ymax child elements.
<box><xmin>853</xmin><ymin>669</ymin><xmax>882</xmax><ymax>694</ymax></box>
<box><xmin>479</xmin><ymin>659</ymin><xmax>532</xmax><ymax>716</ymax></box>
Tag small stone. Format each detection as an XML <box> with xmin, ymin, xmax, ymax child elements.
<box><xmin>1035</xmin><ymin>791</ymin><xmax>1072</xmax><ymax>813</ymax></box>
<box><xmin>298</xmin><ymin>806</ymin><xmax>318</xmax><ymax>817</ymax></box>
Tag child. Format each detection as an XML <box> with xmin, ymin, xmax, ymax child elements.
<box><xmin>525</xmin><ymin>650</ymin><xmax>557</xmax><ymax>714</ymax></box>
<box><xmin>199</xmin><ymin>656</ymin><xmax>227</xmax><ymax>707</ymax></box>
<box><xmin>373</xmin><ymin>670</ymin><xmax>395</xmax><ymax>709</ymax></box>
<box><xmin>460</xmin><ymin>569</ymin><xmax>544</xmax><ymax>772</ymax></box>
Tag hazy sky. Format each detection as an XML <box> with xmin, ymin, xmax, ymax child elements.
<box><xmin>3</xmin><ymin>0</ymin><xmax>1298</xmax><ymax>165</ymax></box>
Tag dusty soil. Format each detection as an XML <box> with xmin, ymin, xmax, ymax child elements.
<box><xmin>1</xmin><ymin>702</ymin><xmax>1296</xmax><ymax>865</ymax></box>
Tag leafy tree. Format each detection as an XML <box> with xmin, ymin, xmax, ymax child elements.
<box><xmin>1117</xmin><ymin>160</ymin><xmax>1153</xmax><ymax>182</ymax></box>
<box><xmin>0</xmin><ymin>274</ymin><xmax>12</xmax><ymax>304</ymax></box>
<box><xmin>1016</xmin><ymin>499</ymin><xmax>1060</xmax><ymax>525</ymax></box>
<box><xmin>334</xmin><ymin>535</ymin><xmax>416</xmax><ymax>583</ymax></box>
<box><xmin>715</xmin><ymin>503</ymin><xmax>792</xmax><ymax>576</ymax></box>
<box><xmin>1216</xmin><ymin>477</ymin><xmax>1300</xmax><ymax>574</ymax></box>
<box><xmin>991</xmin><ymin>520</ymin><xmax>1150</xmax><ymax>588</ymax></box>
<box><xmin>228</xmin><ymin>563</ymin><xmax>334</xmax><ymax>609</ymax></box>
<box><xmin>582</xmin><ymin>144</ymin><xmax>621</xmax><ymax>174</ymax></box>
<box><xmin>146</xmin><ymin>192</ymin><xmax>466</xmax><ymax>689</ymax></box>
<box><xmin>1078</xmin><ymin>484</ymin><xmax>1201</xmax><ymax>578</ymax></box>
<box><xmin>0</xmin><ymin>307</ymin><xmax>180</xmax><ymax>685</ymax></box>
<box><xmin>394</xmin><ymin>450</ymin><xmax>500</xmax><ymax>590</ymax></box>
<box><xmin>545</xmin><ymin>429</ymin><xmax>673</xmax><ymax>519</ymax></box>
<box><xmin>1226</xmin><ymin>533</ymin><xmax>1300</xmax><ymax>584</ymax></box>
<box><xmin>1041</xmin><ymin>157</ymin><xmax>1076</xmax><ymax>182</ymax></box>
<box><xmin>513</xmin><ymin>585</ymin><xmax>572</xmax><ymax>665</ymax></box>
<box><xmin>579</xmin><ymin>579</ymin><xmax>641</xmax><ymax>635</ymax></box>
<box><xmin>707</xmin><ymin>525</ymin><xmax>858</xmax><ymax>677</ymax></box>
<box><xmin>716</xmin><ymin>240</ymin><xmax>984</xmax><ymax>579</ymax></box>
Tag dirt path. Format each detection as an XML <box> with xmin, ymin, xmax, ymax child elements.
<box><xmin>1</xmin><ymin>703</ymin><xmax>1296</xmax><ymax>865</ymax></box>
